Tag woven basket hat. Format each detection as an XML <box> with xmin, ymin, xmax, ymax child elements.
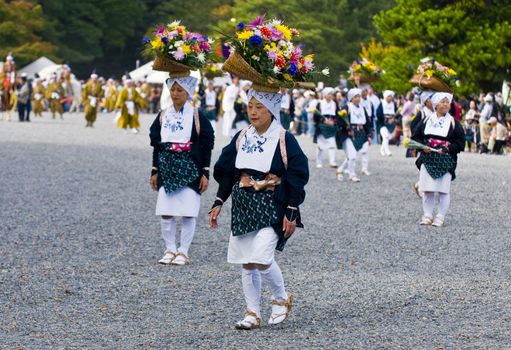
<box><xmin>409</xmin><ymin>73</ymin><xmax>452</xmax><ymax>93</ymax></box>
<box><xmin>153</xmin><ymin>55</ymin><xmax>191</xmax><ymax>78</ymax></box>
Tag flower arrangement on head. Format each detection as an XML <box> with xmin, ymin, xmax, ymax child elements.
<box><xmin>348</xmin><ymin>57</ymin><xmax>381</xmax><ymax>84</ymax></box>
<box><xmin>202</xmin><ymin>63</ymin><xmax>224</xmax><ymax>80</ymax></box>
<box><xmin>409</xmin><ymin>57</ymin><xmax>457</xmax><ymax>93</ymax></box>
<box><xmin>222</xmin><ymin>15</ymin><xmax>327</xmax><ymax>92</ymax></box>
<box><xmin>143</xmin><ymin>20</ymin><xmax>216</xmax><ymax>76</ymax></box>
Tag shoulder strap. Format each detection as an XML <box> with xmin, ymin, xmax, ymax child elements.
<box><xmin>235</xmin><ymin>127</ymin><xmax>250</xmax><ymax>151</ymax></box>
<box><xmin>194</xmin><ymin>108</ymin><xmax>200</xmax><ymax>136</ymax></box>
<box><xmin>280</xmin><ymin>128</ymin><xmax>288</xmax><ymax>170</ymax></box>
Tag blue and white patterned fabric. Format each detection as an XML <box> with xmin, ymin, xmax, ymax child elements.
<box><xmin>160</xmin><ymin>101</ymin><xmax>194</xmax><ymax>143</ymax></box>
<box><xmin>247</xmin><ymin>89</ymin><xmax>282</xmax><ymax>119</ymax></box>
<box><xmin>235</xmin><ymin>119</ymin><xmax>282</xmax><ymax>173</ymax></box>
<box><xmin>166</xmin><ymin>76</ymin><xmax>198</xmax><ymax>98</ymax></box>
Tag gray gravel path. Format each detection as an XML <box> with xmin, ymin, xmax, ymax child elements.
<box><xmin>1</xmin><ymin>112</ymin><xmax>510</xmax><ymax>349</ymax></box>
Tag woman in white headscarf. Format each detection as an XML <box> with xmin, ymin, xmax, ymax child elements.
<box><xmin>149</xmin><ymin>76</ymin><xmax>215</xmax><ymax>265</ymax></box>
<box><xmin>209</xmin><ymin>89</ymin><xmax>309</xmax><ymax>330</ymax></box>
<box><xmin>411</xmin><ymin>92</ymin><xmax>465</xmax><ymax>227</ymax></box>
<box><xmin>336</xmin><ymin>88</ymin><xmax>373</xmax><ymax>182</ymax></box>
<box><xmin>313</xmin><ymin>87</ymin><xmax>339</xmax><ymax>167</ymax></box>
<box><xmin>376</xmin><ymin>90</ymin><xmax>398</xmax><ymax>156</ymax></box>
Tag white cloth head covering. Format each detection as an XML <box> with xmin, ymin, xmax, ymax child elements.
<box><xmin>484</xmin><ymin>94</ymin><xmax>493</xmax><ymax>102</ymax></box>
<box><xmin>383</xmin><ymin>90</ymin><xmax>395</xmax><ymax>99</ymax></box>
<box><xmin>247</xmin><ymin>89</ymin><xmax>283</xmax><ymax>119</ymax></box>
<box><xmin>166</xmin><ymin>76</ymin><xmax>198</xmax><ymax>98</ymax></box>
<box><xmin>431</xmin><ymin>92</ymin><xmax>453</xmax><ymax>110</ymax></box>
<box><xmin>90</xmin><ymin>73</ymin><xmax>98</xmax><ymax>80</ymax></box>
<box><xmin>322</xmin><ymin>87</ymin><xmax>334</xmax><ymax>96</ymax></box>
<box><xmin>359</xmin><ymin>84</ymin><xmax>370</xmax><ymax>91</ymax></box>
<box><xmin>347</xmin><ymin>88</ymin><xmax>362</xmax><ymax>102</ymax></box>
<box><xmin>420</xmin><ymin>90</ymin><xmax>435</xmax><ymax>107</ymax></box>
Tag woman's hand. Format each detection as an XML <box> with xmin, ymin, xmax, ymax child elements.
<box><xmin>282</xmin><ymin>217</ymin><xmax>297</xmax><ymax>238</ymax></box>
<box><xmin>199</xmin><ymin>175</ymin><xmax>209</xmax><ymax>193</ymax></box>
<box><xmin>209</xmin><ymin>206</ymin><xmax>222</xmax><ymax>228</ymax></box>
<box><xmin>150</xmin><ymin>174</ymin><xmax>158</xmax><ymax>191</ymax></box>
<box><xmin>422</xmin><ymin>147</ymin><xmax>432</xmax><ymax>154</ymax></box>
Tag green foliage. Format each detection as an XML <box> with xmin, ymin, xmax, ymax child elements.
<box><xmin>0</xmin><ymin>0</ymin><xmax>57</xmax><ymax>66</ymax></box>
<box><xmin>369</xmin><ymin>0</ymin><xmax>511</xmax><ymax>94</ymax></box>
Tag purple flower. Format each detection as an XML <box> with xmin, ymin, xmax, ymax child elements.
<box><xmin>267</xmin><ymin>50</ymin><xmax>277</xmax><ymax>61</ymax></box>
<box><xmin>287</xmin><ymin>63</ymin><xmax>298</xmax><ymax>76</ymax></box>
<box><xmin>142</xmin><ymin>36</ymin><xmax>150</xmax><ymax>44</ymax></box>
<box><xmin>156</xmin><ymin>26</ymin><xmax>165</xmax><ymax>36</ymax></box>
<box><xmin>173</xmin><ymin>49</ymin><xmax>185</xmax><ymax>61</ymax></box>
<box><xmin>161</xmin><ymin>37</ymin><xmax>168</xmax><ymax>44</ymax></box>
<box><xmin>248</xmin><ymin>15</ymin><xmax>265</xmax><ymax>28</ymax></box>
<box><xmin>249</xmin><ymin>35</ymin><xmax>262</xmax><ymax>47</ymax></box>
<box><xmin>270</xmin><ymin>28</ymin><xmax>282</xmax><ymax>41</ymax></box>
<box><xmin>237</xmin><ymin>22</ymin><xmax>245</xmax><ymax>30</ymax></box>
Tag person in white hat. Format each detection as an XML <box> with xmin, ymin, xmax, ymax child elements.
<box><xmin>31</xmin><ymin>78</ymin><xmax>46</xmax><ymax>118</ymax></box>
<box><xmin>313</xmin><ymin>87</ymin><xmax>339</xmax><ymax>168</ymax></box>
<box><xmin>376</xmin><ymin>90</ymin><xmax>398</xmax><ymax>156</ymax></box>
<box><xmin>150</xmin><ymin>75</ymin><xmax>215</xmax><ymax>266</ymax></box>
<box><xmin>221</xmin><ymin>75</ymin><xmax>240</xmax><ymax>137</ymax></box>
<box><xmin>411</xmin><ymin>92</ymin><xmax>465</xmax><ymax>227</ymax></box>
<box><xmin>115</xmin><ymin>79</ymin><xmax>142</xmax><ymax>133</ymax></box>
<box><xmin>82</xmin><ymin>73</ymin><xmax>103</xmax><ymax>127</ymax></box>
<box><xmin>478</xmin><ymin>93</ymin><xmax>496</xmax><ymax>153</ymax></box>
<box><xmin>336</xmin><ymin>88</ymin><xmax>373</xmax><ymax>182</ymax></box>
<box><xmin>46</xmin><ymin>75</ymin><xmax>65</xmax><ymax>120</ymax></box>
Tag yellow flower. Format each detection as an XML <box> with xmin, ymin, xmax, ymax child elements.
<box><xmin>283</xmin><ymin>73</ymin><xmax>293</xmax><ymax>81</ymax></box>
<box><xmin>181</xmin><ymin>45</ymin><xmax>191</xmax><ymax>55</ymax></box>
<box><xmin>151</xmin><ymin>39</ymin><xmax>164</xmax><ymax>50</ymax></box>
<box><xmin>237</xmin><ymin>30</ymin><xmax>254</xmax><ymax>40</ymax></box>
<box><xmin>403</xmin><ymin>138</ymin><xmax>410</xmax><ymax>148</ymax></box>
<box><xmin>338</xmin><ymin>110</ymin><xmax>347</xmax><ymax>116</ymax></box>
<box><xmin>264</xmin><ymin>44</ymin><xmax>271</xmax><ymax>51</ymax></box>
<box><xmin>448</xmin><ymin>68</ymin><xmax>456</xmax><ymax>76</ymax></box>
<box><xmin>276</xmin><ymin>24</ymin><xmax>292</xmax><ymax>41</ymax></box>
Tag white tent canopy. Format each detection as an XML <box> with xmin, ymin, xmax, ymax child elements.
<box><xmin>129</xmin><ymin>60</ymin><xmax>200</xmax><ymax>84</ymax></box>
<box><xmin>18</xmin><ymin>57</ymin><xmax>56</xmax><ymax>79</ymax></box>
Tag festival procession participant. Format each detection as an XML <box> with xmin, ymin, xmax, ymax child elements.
<box><xmin>209</xmin><ymin>15</ymin><xmax>322</xmax><ymax>330</ymax></box>
<box><xmin>103</xmin><ymin>78</ymin><xmax>118</xmax><ymax>113</ymax></box>
<box><xmin>46</xmin><ymin>75</ymin><xmax>65</xmax><ymax>120</ymax></box>
<box><xmin>201</xmin><ymin>80</ymin><xmax>218</xmax><ymax>132</ymax></box>
<box><xmin>336</xmin><ymin>87</ymin><xmax>373</xmax><ymax>182</ymax></box>
<box><xmin>221</xmin><ymin>75</ymin><xmax>240</xmax><ymax>137</ymax></box>
<box><xmin>376</xmin><ymin>90</ymin><xmax>398</xmax><ymax>156</ymax></box>
<box><xmin>145</xmin><ymin>20</ymin><xmax>215</xmax><ymax>265</ymax></box>
<box><xmin>409</xmin><ymin>92</ymin><xmax>465</xmax><ymax>227</ymax></box>
<box><xmin>139</xmin><ymin>77</ymin><xmax>152</xmax><ymax>112</ymax></box>
<box><xmin>232</xmin><ymin>80</ymin><xmax>252</xmax><ymax>133</ymax></box>
<box><xmin>1</xmin><ymin>53</ymin><xmax>16</xmax><ymax>121</ymax></box>
<box><xmin>279</xmin><ymin>88</ymin><xmax>293</xmax><ymax>130</ymax></box>
<box><xmin>82</xmin><ymin>73</ymin><xmax>103</xmax><ymax>127</ymax></box>
<box><xmin>116</xmin><ymin>79</ymin><xmax>142</xmax><ymax>134</ymax></box>
<box><xmin>313</xmin><ymin>87</ymin><xmax>339</xmax><ymax>168</ymax></box>
<box><xmin>32</xmin><ymin>78</ymin><xmax>45</xmax><ymax>118</ymax></box>
<box><xmin>16</xmin><ymin>73</ymin><xmax>32</xmax><ymax>122</ymax></box>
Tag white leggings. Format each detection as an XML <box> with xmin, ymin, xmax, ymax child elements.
<box><xmin>380</xmin><ymin>127</ymin><xmax>391</xmax><ymax>155</ymax></box>
<box><xmin>160</xmin><ymin>217</ymin><xmax>196</xmax><ymax>255</ymax></box>
<box><xmin>422</xmin><ymin>192</ymin><xmax>450</xmax><ymax>218</ymax></box>
<box><xmin>338</xmin><ymin>139</ymin><xmax>368</xmax><ymax>177</ymax></box>
<box><xmin>316</xmin><ymin>148</ymin><xmax>337</xmax><ymax>166</ymax></box>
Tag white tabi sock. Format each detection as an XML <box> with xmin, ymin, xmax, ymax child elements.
<box><xmin>422</xmin><ymin>192</ymin><xmax>435</xmax><ymax>218</ymax></box>
<box><xmin>316</xmin><ymin>148</ymin><xmax>323</xmax><ymax>165</ymax></box>
<box><xmin>437</xmin><ymin>193</ymin><xmax>450</xmax><ymax>218</ymax></box>
<box><xmin>161</xmin><ymin>218</ymin><xmax>177</xmax><ymax>252</ymax></box>
<box><xmin>259</xmin><ymin>261</ymin><xmax>287</xmax><ymax>301</ymax></box>
<box><xmin>179</xmin><ymin>217</ymin><xmax>196</xmax><ymax>256</ymax></box>
<box><xmin>328</xmin><ymin>148</ymin><xmax>337</xmax><ymax>165</ymax></box>
<box><xmin>241</xmin><ymin>268</ymin><xmax>261</xmax><ymax>317</ymax></box>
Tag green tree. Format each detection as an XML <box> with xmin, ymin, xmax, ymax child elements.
<box><xmin>0</xmin><ymin>0</ymin><xmax>57</xmax><ymax>66</ymax></box>
<box><xmin>367</xmin><ymin>0</ymin><xmax>511</xmax><ymax>94</ymax></box>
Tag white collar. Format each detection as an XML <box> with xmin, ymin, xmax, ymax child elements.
<box><xmin>349</xmin><ymin>102</ymin><xmax>366</xmax><ymax>124</ymax></box>
<box><xmin>424</xmin><ymin>112</ymin><xmax>453</xmax><ymax>137</ymax></box>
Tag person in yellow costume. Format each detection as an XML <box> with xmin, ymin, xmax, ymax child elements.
<box><xmin>139</xmin><ymin>78</ymin><xmax>152</xmax><ymax>112</ymax></box>
<box><xmin>82</xmin><ymin>73</ymin><xmax>103</xmax><ymax>127</ymax></box>
<box><xmin>46</xmin><ymin>76</ymin><xmax>65</xmax><ymax>119</ymax></box>
<box><xmin>104</xmin><ymin>78</ymin><xmax>118</xmax><ymax>112</ymax></box>
<box><xmin>31</xmin><ymin>78</ymin><xmax>45</xmax><ymax>117</ymax></box>
<box><xmin>115</xmin><ymin>79</ymin><xmax>142</xmax><ymax>134</ymax></box>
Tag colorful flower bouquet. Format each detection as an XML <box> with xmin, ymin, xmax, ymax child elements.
<box><xmin>143</xmin><ymin>20</ymin><xmax>215</xmax><ymax>76</ymax></box>
<box><xmin>202</xmin><ymin>64</ymin><xmax>224</xmax><ymax>79</ymax></box>
<box><xmin>222</xmin><ymin>15</ymin><xmax>326</xmax><ymax>92</ymax></box>
<box><xmin>348</xmin><ymin>58</ymin><xmax>381</xmax><ymax>84</ymax></box>
<box><xmin>409</xmin><ymin>58</ymin><xmax>457</xmax><ymax>92</ymax></box>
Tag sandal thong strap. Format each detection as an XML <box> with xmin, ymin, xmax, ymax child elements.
<box><xmin>270</xmin><ymin>294</ymin><xmax>294</xmax><ymax>322</ymax></box>
<box><xmin>236</xmin><ymin>310</ymin><xmax>261</xmax><ymax>330</ymax></box>
<box><xmin>172</xmin><ymin>252</ymin><xmax>190</xmax><ymax>264</ymax></box>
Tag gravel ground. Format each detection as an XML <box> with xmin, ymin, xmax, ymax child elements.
<box><xmin>1</xmin><ymin>112</ymin><xmax>510</xmax><ymax>349</ymax></box>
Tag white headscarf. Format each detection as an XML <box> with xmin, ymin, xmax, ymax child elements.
<box><xmin>347</xmin><ymin>88</ymin><xmax>361</xmax><ymax>102</ymax></box>
<box><xmin>322</xmin><ymin>87</ymin><xmax>334</xmax><ymax>96</ymax></box>
<box><xmin>420</xmin><ymin>90</ymin><xmax>435</xmax><ymax>107</ymax></box>
<box><xmin>247</xmin><ymin>89</ymin><xmax>283</xmax><ymax>120</ymax></box>
<box><xmin>431</xmin><ymin>92</ymin><xmax>453</xmax><ymax>110</ymax></box>
<box><xmin>383</xmin><ymin>90</ymin><xmax>395</xmax><ymax>99</ymax></box>
<box><xmin>166</xmin><ymin>76</ymin><xmax>198</xmax><ymax>98</ymax></box>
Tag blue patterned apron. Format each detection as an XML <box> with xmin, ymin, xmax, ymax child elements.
<box><xmin>159</xmin><ymin>146</ymin><xmax>200</xmax><ymax>194</ymax></box>
<box><xmin>231</xmin><ymin>175</ymin><xmax>279</xmax><ymax>237</ymax></box>
<box><xmin>420</xmin><ymin>152</ymin><xmax>455</xmax><ymax>179</ymax></box>
<box><xmin>353</xmin><ymin>128</ymin><xmax>367</xmax><ymax>151</ymax></box>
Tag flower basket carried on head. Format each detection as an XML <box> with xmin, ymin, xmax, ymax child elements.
<box><xmin>348</xmin><ymin>58</ymin><xmax>382</xmax><ymax>85</ymax></box>
<box><xmin>409</xmin><ymin>73</ymin><xmax>451</xmax><ymax>93</ymax></box>
<box><xmin>348</xmin><ymin>72</ymin><xmax>380</xmax><ymax>84</ymax></box>
<box><xmin>222</xmin><ymin>15</ymin><xmax>327</xmax><ymax>92</ymax></box>
<box><xmin>153</xmin><ymin>55</ymin><xmax>192</xmax><ymax>77</ymax></box>
<box><xmin>222</xmin><ymin>51</ymin><xmax>281</xmax><ymax>92</ymax></box>
<box><xmin>409</xmin><ymin>58</ymin><xmax>457</xmax><ymax>92</ymax></box>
